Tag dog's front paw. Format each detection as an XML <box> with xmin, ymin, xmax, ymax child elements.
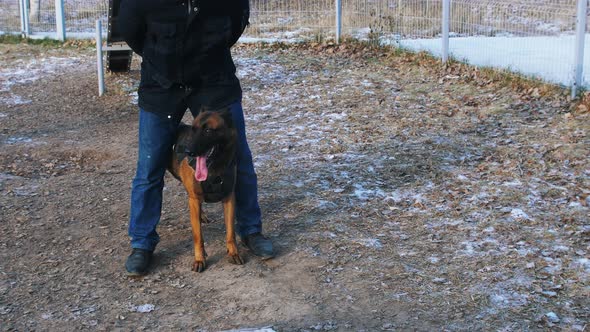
<box><xmin>227</xmin><ymin>253</ymin><xmax>244</xmax><ymax>265</ymax></box>
<box><xmin>192</xmin><ymin>260</ymin><xmax>206</xmax><ymax>272</ymax></box>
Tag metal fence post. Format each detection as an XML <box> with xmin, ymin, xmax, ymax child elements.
<box><xmin>442</xmin><ymin>0</ymin><xmax>450</xmax><ymax>63</ymax></box>
<box><xmin>335</xmin><ymin>0</ymin><xmax>342</xmax><ymax>44</ymax></box>
<box><xmin>22</xmin><ymin>0</ymin><xmax>30</xmax><ymax>37</ymax></box>
<box><xmin>572</xmin><ymin>0</ymin><xmax>588</xmax><ymax>98</ymax></box>
<box><xmin>19</xmin><ymin>0</ymin><xmax>26</xmax><ymax>34</ymax></box>
<box><xmin>96</xmin><ymin>20</ymin><xmax>105</xmax><ymax>96</ymax></box>
<box><xmin>55</xmin><ymin>0</ymin><xmax>66</xmax><ymax>41</ymax></box>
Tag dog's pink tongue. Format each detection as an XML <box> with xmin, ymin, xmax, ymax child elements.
<box><xmin>195</xmin><ymin>156</ymin><xmax>208</xmax><ymax>181</ymax></box>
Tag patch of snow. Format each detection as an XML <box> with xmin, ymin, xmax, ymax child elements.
<box><xmin>526</xmin><ymin>190</ymin><xmax>544</xmax><ymax>208</ymax></box>
<box><xmin>502</xmin><ymin>180</ymin><xmax>522</xmax><ymax>187</ymax></box>
<box><xmin>5</xmin><ymin>136</ymin><xmax>33</xmax><ymax>145</ymax></box>
<box><xmin>236</xmin><ymin>56</ymin><xmax>303</xmax><ymax>86</ymax></box>
<box><xmin>553</xmin><ymin>245</ymin><xmax>570</xmax><ymax>253</ymax></box>
<box><xmin>490</xmin><ymin>291</ymin><xmax>529</xmax><ymax>309</ymax></box>
<box><xmin>456</xmin><ymin>174</ymin><xmax>469</xmax><ymax>181</ymax></box>
<box><xmin>542</xmin><ymin>290</ymin><xmax>558</xmax><ymax>297</ymax></box>
<box><xmin>572</xmin><ymin>258</ymin><xmax>590</xmax><ymax>272</ymax></box>
<box><xmin>71</xmin><ymin>305</ymin><xmax>97</xmax><ymax>316</ymax></box>
<box><xmin>464</xmin><ymin>210</ymin><xmax>490</xmax><ymax>223</ymax></box>
<box><xmin>545</xmin><ymin>312</ymin><xmax>560</xmax><ymax>323</ymax></box>
<box><xmin>315</xmin><ymin>200</ymin><xmax>337</xmax><ymax>210</ymax></box>
<box><xmin>0</xmin><ymin>95</ymin><xmax>32</xmax><ymax>105</ymax></box>
<box><xmin>384</xmin><ymin>191</ymin><xmax>405</xmax><ymax>204</ymax></box>
<box><xmin>356</xmin><ymin>238</ymin><xmax>383</xmax><ymax>249</ymax></box>
<box><xmin>129</xmin><ymin>91</ymin><xmax>138</xmax><ymax>105</ymax></box>
<box><xmin>221</xmin><ymin>328</ymin><xmax>276</xmax><ymax>332</ymax></box>
<box><xmin>568</xmin><ymin>201</ymin><xmax>584</xmax><ymax>209</ymax></box>
<box><xmin>16</xmin><ymin>31</ymin><xmax>102</xmax><ymax>40</ymax></box>
<box><xmin>427</xmin><ymin>218</ymin><xmax>463</xmax><ymax>228</ymax></box>
<box><xmin>12</xmin><ymin>185</ymin><xmax>39</xmax><ymax>196</ymax></box>
<box><xmin>460</xmin><ymin>236</ymin><xmax>504</xmax><ymax>257</ymax></box>
<box><xmin>352</xmin><ymin>183</ymin><xmax>385</xmax><ymax>201</ymax></box>
<box><xmin>258</xmin><ymin>104</ymin><xmax>273</xmax><ymax>111</ymax></box>
<box><xmin>0</xmin><ymin>173</ymin><xmax>22</xmax><ymax>182</ymax></box>
<box><xmin>510</xmin><ymin>208</ymin><xmax>530</xmax><ymax>220</ymax></box>
<box><xmin>0</xmin><ymin>56</ymin><xmax>85</xmax><ymax>106</ymax></box>
<box><xmin>129</xmin><ymin>304</ymin><xmax>155</xmax><ymax>313</ymax></box>
<box><xmin>323</xmin><ymin>232</ymin><xmax>337</xmax><ymax>239</ymax></box>
<box><xmin>542</xmin><ymin>257</ymin><xmax>563</xmax><ymax>274</ymax></box>
<box><xmin>515</xmin><ymin>241</ymin><xmax>536</xmax><ymax>256</ymax></box>
<box><xmin>432</xmin><ymin>277</ymin><xmax>448</xmax><ymax>284</ymax></box>
<box><xmin>282</xmin><ymin>28</ymin><xmax>313</xmax><ymax>38</ymax></box>
<box><xmin>277</xmin><ymin>17</ymin><xmax>293</xmax><ymax>25</ymax></box>
<box><xmin>324</xmin><ymin>112</ymin><xmax>347</xmax><ymax>120</ymax></box>
<box><xmin>461</xmin><ymin>241</ymin><xmax>477</xmax><ymax>256</ymax></box>
<box><xmin>428</xmin><ymin>256</ymin><xmax>440</xmax><ymax>264</ymax></box>
<box><xmin>398</xmin><ymin>34</ymin><xmax>590</xmax><ymax>87</ymax></box>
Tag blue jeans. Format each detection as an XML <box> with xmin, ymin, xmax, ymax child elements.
<box><xmin>128</xmin><ymin>101</ymin><xmax>262</xmax><ymax>251</ymax></box>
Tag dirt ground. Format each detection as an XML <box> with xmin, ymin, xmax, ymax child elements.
<box><xmin>0</xmin><ymin>41</ymin><xmax>588</xmax><ymax>331</ymax></box>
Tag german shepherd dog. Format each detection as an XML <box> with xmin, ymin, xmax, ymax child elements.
<box><xmin>168</xmin><ymin>111</ymin><xmax>243</xmax><ymax>272</ymax></box>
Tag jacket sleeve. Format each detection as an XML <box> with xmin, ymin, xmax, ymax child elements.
<box><xmin>228</xmin><ymin>0</ymin><xmax>250</xmax><ymax>47</ymax></box>
<box><xmin>117</xmin><ymin>0</ymin><xmax>145</xmax><ymax>56</ymax></box>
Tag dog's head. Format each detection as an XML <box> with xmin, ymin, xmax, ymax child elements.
<box><xmin>185</xmin><ymin>110</ymin><xmax>237</xmax><ymax>179</ymax></box>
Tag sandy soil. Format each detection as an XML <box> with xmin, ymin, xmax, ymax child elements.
<box><xmin>0</xmin><ymin>42</ymin><xmax>588</xmax><ymax>331</ymax></box>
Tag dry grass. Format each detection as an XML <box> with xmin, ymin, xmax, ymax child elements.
<box><xmin>0</xmin><ymin>28</ymin><xmax>588</xmax><ymax>332</ymax></box>
<box><xmin>233</xmin><ymin>41</ymin><xmax>589</xmax><ymax>329</ymax></box>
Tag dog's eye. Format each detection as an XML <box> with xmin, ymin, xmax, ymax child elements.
<box><xmin>204</xmin><ymin>128</ymin><xmax>213</xmax><ymax>135</ymax></box>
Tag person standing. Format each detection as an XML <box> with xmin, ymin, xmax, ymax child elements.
<box><xmin>118</xmin><ymin>0</ymin><xmax>274</xmax><ymax>276</ymax></box>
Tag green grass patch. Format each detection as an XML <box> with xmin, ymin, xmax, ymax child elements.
<box><xmin>0</xmin><ymin>34</ymin><xmax>95</xmax><ymax>49</ymax></box>
<box><xmin>0</xmin><ymin>34</ymin><xmax>63</xmax><ymax>46</ymax></box>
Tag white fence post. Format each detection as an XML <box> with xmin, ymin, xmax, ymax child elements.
<box><xmin>19</xmin><ymin>0</ymin><xmax>25</xmax><ymax>33</ymax></box>
<box><xmin>55</xmin><ymin>0</ymin><xmax>66</xmax><ymax>41</ymax></box>
<box><xmin>442</xmin><ymin>0</ymin><xmax>450</xmax><ymax>63</ymax></box>
<box><xmin>572</xmin><ymin>0</ymin><xmax>588</xmax><ymax>98</ymax></box>
<box><xmin>96</xmin><ymin>20</ymin><xmax>105</xmax><ymax>96</ymax></box>
<box><xmin>335</xmin><ymin>0</ymin><xmax>342</xmax><ymax>44</ymax></box>
<box><xmin>21</xmin><ymin>0</ymin><xmax>30</xmax><ymax>37</ymax></box>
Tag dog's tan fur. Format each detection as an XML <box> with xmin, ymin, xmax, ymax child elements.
<box><xmin>168</xmin><ymin>111</ymin><xmax>242</xmax><ymax>272</ymax></box>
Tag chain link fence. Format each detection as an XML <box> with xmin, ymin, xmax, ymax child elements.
<box><xmin>372</xmin><ymin>0</ymin><xmax>582</xmax><ymax>87</ymax></box>
<box><xmin>0</xmin><ymin>0</ymin><xmax>20</xmax><ymax>32</ymax></box>
<box><xmin>247</xmin><ymin>0</ymin><xmax>334</xmax><ymax>40</ymax></box>
<box><xmin>0</xmin><ymin>0</ymin><xmax>587</xmax><ymax>88</ymax></box>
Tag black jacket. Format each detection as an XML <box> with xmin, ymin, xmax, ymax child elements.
<box><xmin>118</xmin><ymin>0</ymin><xmax>249</xmax><ymax>116</ymax></box>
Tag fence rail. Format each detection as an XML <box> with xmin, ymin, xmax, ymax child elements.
<box><xmin>1</xmin><ymin>0</ymin><xmax>588</xmax><ymax>93</ymax></box>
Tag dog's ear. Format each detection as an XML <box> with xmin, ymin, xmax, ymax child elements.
<box><xmin>219</xmin><ymin>109</ymin><xmax>234</xmax><ymax>128</ymax></box>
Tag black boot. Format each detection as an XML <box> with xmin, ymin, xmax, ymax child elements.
<box><xmin>241</xmin><ymin>233</ymin><xmax>274</xmax><ymax>260</ymax></box>
<box><xmin>125</xmin><ymin>249</ymin><xmax>153</xmax><ymax>276</ymax></box>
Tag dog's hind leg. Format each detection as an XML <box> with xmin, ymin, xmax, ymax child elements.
<box><xmin>222</xmin><ymin>193</ymin><xmax>243</xmax><ymax>265</ymax></box>
<box><xmin>188</xmin><ymin>197</ymin><xmax>207</xmax><ymax>272</ymax></box>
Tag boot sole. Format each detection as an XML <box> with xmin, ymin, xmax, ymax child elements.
<box><xmin>126</xmin><ymin>269</ymin><xmax>148</xmax><ymax>277</ymax></box>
